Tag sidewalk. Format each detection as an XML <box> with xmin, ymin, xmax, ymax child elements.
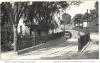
<box><xmin>41</xmin><ymin>40</ymin><xmax>99</xmax><ymax>59</ymax></box>
<box><xmin>1</xmin><ymin>32</ymin><xmax>99</xmax><ymax>59</ymax></box>
<box><xmin>80</xmin><ymin>40</ymin><xmax>99</xmax><ymax>59</ymax></box>
<box><xmin>1</xmin><ymin>36</ymin><xmax>78</xmax><ymax>59</ymax></box>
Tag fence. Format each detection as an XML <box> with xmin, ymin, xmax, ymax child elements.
<box><xmin>17</xmin><ymin>32</ymin><xmax>64</xmax><ymax>50</ymax></box>
<box><xmin>17</xmin><ymin>35</ymin><xmax>34</xmax><ymax>50</ymax></box>
<box><xmin>1</xmin><ymin>23</ymin><xmax>64</xmax><ymax>51</ymax></box>
<box><xmin>78</xmin><ymin>33</ymin><xmax>90</xmax><ymax>51</ymax></box>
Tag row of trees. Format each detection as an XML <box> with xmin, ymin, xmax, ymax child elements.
<box><xmin>1</xmin><ymin>1</ymin><xmax>69</xmax><ymax>51</ymax></box>
<box><xmin>1</xmin><ymin>2</ymin><xmax>28</xmax><ymax>51</ymax></box>
<box><xmin>73</xmin><ymin>1</ymin><xmax>98</xmax><ymax>27</ymax></box>
<box><xmin>24</xmin><ymin>2</ymin><xmax>69</xmax><ymax>35</ymax></box>
<box><xmin>1</xmin><ymin>1</ymin><xmax>83</xmax><ymax>51</ymax></box>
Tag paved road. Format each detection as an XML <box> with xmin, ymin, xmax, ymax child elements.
<box><xmin>1</xmin><ymin>32</ymin><xmax>99</xmax><ymax>59</ymax></box>
<box><xmin>1</xmin><ymin>36</ymin><xmax>78</xmax><ymax>59</ymax></box>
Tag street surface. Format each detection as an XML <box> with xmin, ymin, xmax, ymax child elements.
<box><xmin>1</xmin><ymin>31</ymin><xmax>99</xmax><ymax>59</ymax></box>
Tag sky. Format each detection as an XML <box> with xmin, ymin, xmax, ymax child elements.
<box><xmin>66</xmin><ymin>1</ymin><xmax>96</xmax><ymax>18</ymax></box>
<box><xmin>54</xmin><ymin>1</ymin><xmax>97</xmax><ymax>25</ymax></box>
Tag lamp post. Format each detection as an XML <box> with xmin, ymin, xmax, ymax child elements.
<box><xmin>77</xmin><ymin>22</ymin><xmax>83</xmax><ymax>52</ymax></box>
<box><xmin>83</xmin><ymin>9</ymin><xmax>89</xmax><ymax>33</ymax></box>
<box><xmin>75</xmin><ymin>17</ymin><xmax>83</xmax><ymax>51</ymax></box>
<box><xmin>75</xmin><ymin>17</ymin><xmax>82</xmax><ymax>37</ymax></box>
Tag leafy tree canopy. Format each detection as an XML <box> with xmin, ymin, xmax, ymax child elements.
<box><xmin>73</xmin><ymin>14</ymin><xmax>83</xmax><ymax>24</ymax></box>
<box><xmin>24</xmin><ymin>1</ymin><xmax>69</xmax><ymax>33</ymax></box>
<box><xmin>61</xmin><ymin>13</ymin><xmax>71</xmax><ymax>25</ymax></box>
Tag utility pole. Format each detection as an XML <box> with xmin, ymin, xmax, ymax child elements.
<box><xmin>87</xmin><ymin>9</ymin><xmax>88</xmax><ymax>22</ymax></box>
<box><xmin>87</xmin><ymin>9</ymin><xmax>88</xmax><ymax>31</ymax></box>
<box><xmin>87</xmin><ymin>9</ymin><xmax>90</xmax><ymax>41</ymax></box>
<box><xmin>86</xmin><ymin>9</ymin><xmax>90</xmax><ymax>33</ymax></box>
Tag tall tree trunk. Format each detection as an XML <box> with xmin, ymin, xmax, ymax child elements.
<box><xmin>13</xmin><ymin>24</ymin><xmax>17</xmax><ymax>51</ymax></box>
<box><xmin>0</xmin><ymin>10</ymin><xmax>1</xmax><ymax>54</ymax></box>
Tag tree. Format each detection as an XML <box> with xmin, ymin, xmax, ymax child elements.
<box><xmin>24</xmin><ymin>2</ymin><xmax>69</xmax><ymax>35</ymax></box>
<box><xmin>0</xmin><ymin>3</ymin><xmax>1</xmax><ymax>52</ymax></box>
<box><xmin>82</xmin><ymin>1</ymin><xmax>98</xmax><ymax>23</ymax></box>
<box><xmin>61</xmin><ymin>13</ymin><xmax>71</xmax><ymax>31</ymax></box>
<box><xmin>90</xmin><ymin>1</ymin><xmax>98</xmax><ymax>21</ymax></box>
<box><xmin>70</xmin><ymin>1</ymin><xmax>82</xmax><ymax>6</ymax></box>
<box><xmin>1</xmin><ymin>2</ymin><xmax>13</xmax><ymax>51</ymax></box>
<box><xmin>50</xmin><ymin>20</ymin><xmax>58</xmax><ymax>33</ymax></box>
<box><xmin>1</xmin><ymin>2</ymin><xmax>28</xmax><ymax>51</ymax></box>
<box><xmin>62</xmin><ymin>13</ymin><xmax>71</xmax><ymax>25</ymax></box>
<box><xmin>73</xmin><ymin>14</ymin><xmax>83</xmax><ymax>25</ymax></box>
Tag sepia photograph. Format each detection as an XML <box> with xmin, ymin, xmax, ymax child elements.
<box><xmin>0</xmin><ymin>0</ymin><xmax>99</xmax><ymax>60</ymax></box>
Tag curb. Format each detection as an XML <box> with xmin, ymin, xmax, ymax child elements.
<box><xmin>80</xmin><ymin>41</ymin><xmax>90</xmax><ymax>53</ymax></box>
<box><xmin>17</xmin><ymin>43</ymin><xmax>45</xmax><ymax>55</ymax></box>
